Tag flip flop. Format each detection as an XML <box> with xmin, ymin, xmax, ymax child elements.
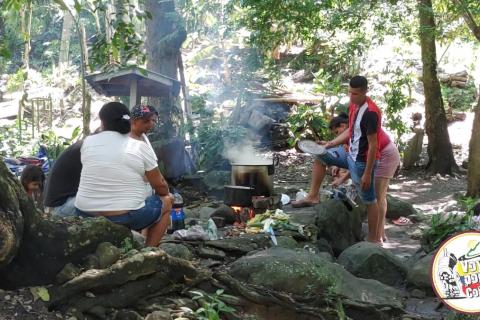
<box><xmin>392</xmin><ymin>216</ymin><xmax>412</xmax><ymax>226</ymax></box>
<box><xmin>291</xmin><ymin>199</ymin><xmax>319</xmax><ymax>208</ymax></box>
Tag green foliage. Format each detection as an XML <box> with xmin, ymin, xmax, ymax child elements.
<box><xmin>445</xmin><ymin>311</ymin><xmax>480</xmax><ymax>320</ymax></box>
<box><xmin>89</xmin><ymin>3</ymin><xmax>151</xmax><ymax>72</ymax></box>
<box><xmin>0</xmin><ymin>120</ymin><xmax>32</xmax><ymax>157</ymax></box>
<box><xmin>286</xmin><ymin>104</ymin><xmax>331</xmax><ymax>148</ymax></box>
<box><xmin>190</xmin><ymin>289</ymin><xmax>236</xmax><ymax>320</ymax></box>
<box><xmin>189</xmin><ymin>94</ymin><xmax>212</xmax><ymax>116</ymax></box>
<box><xmin>6</xmin><ymin>68</ymin><xmax>26</xmax><ymax>92</ymax></box>
<box><xmin>39</xmin><ymin>126</ymin><xmax>81</xmax><ymax>160</ymax></box>
<box><xmin>120</xmin><ymin>237</ymin><xmax>134</xmax><ymax>253</ymax></box>
<box><xmin>383</xmin><ymin>68</ymin><xmax>413</xmax><ymax>147</ymax></box>
<box><xmin>441</xmin><ymin>82</ymin><xmax>477</xmax><ymax>112</ymax></box>
<box><xmin>458</xmin><ymin>196</ymin><xmax>479</xmax><ymax>214</ymax></box>
<box><xmin>421</xmin><ymin>212</ymin><xmax>475</xmax><ymax>253</ymax></box>
<box><xmin>192</xmin><ymin>116</ymin><xmax>247</xmax><ymax>170</ymax></box>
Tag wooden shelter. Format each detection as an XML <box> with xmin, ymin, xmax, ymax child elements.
<box><xmin>85</xmin><ymin>66</ymin><xmax>181</xmax><ymax>108</ymax></box>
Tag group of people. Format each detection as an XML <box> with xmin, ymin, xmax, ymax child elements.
<box><xmin>292</xmin><ymin>76</ymin><xmax>400</xmax><ymax>244</ymax></box>
<box><xmin>20</xmin><ymin>75</ymin><xmax>398</xmax><ymax>247</ymax></box>
<box><xmin>36</xmin><ymin>102</ymin><xmax>174</xmax><ymax>247</ymax></box>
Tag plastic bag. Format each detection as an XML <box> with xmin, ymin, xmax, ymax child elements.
<box><xmin>207</xmin><ymin>218</ymin><xmax>218</xmax><ymax>240</ymax></box>
<box><xmin>172</xmin><ymin>225</ymin><xmax>209</xmax><ymax>241</ymax></box>
<box><xmin>295</xmin><ymin>189</ymin><xmax>308</xmax><ymax>201</ymax></box>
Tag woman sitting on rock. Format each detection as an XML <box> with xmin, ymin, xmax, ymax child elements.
<box><xmin>74</xmin><ymin>102</ymin><xmax>173</xmax><ymax>247</ymax></box>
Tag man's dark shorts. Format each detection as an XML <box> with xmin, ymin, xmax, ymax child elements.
<box><xmin>316</xmin><ymin>146</ymin><xmax>377</xmax><ymax>204</ymax></box>
<box><xmin>76</xmin><ymin>194</ymin><xmax>163</xmax><ymax>230</ymax></box>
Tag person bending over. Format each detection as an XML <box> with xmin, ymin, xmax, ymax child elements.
<box><xmin>292</xmin><ymin>76</ymin><xmax>387</xmax><ymax>243</ymax></box>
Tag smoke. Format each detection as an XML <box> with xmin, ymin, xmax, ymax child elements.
<box><xmin>224</xmin><ymin>142</ymin><xmax>272</xmax><ymax>165</ymax></box>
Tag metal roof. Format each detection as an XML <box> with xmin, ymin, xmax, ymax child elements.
<box><xmin>85</xmin><ymin>66</ymin><xmax>181</xmax><ymax>98</ymax></box>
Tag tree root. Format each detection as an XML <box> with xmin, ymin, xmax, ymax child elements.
<box><xmin>50</xmin><ymin>248</ymin><xmax>212</xmax><ymax>313</ymax></box>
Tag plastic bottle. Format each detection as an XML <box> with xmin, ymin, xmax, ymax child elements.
<box><xmin>170</xmin><ymin>192</ymin><xmax>185</xmax><ymax>231</ymax></box>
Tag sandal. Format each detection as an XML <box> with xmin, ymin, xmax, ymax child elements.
<box><xmin>392</xmin><ymin>216</ymin><xmax>412</xmax><ymax>226</ymax></box>
<box><xmin>291</xmin><ymin>198</ymin><xmax>319</xmax><ymax>208</ymax></box>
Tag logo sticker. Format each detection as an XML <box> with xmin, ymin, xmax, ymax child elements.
<box><xmin>431</xmin><ymin>231</ymin><xmax>480</xmax><ymax>314</ymax></box>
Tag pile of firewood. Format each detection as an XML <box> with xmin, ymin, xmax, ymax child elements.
<box><xmin>439</xmin><ymin>70</ymin><xmax>469</xmax><ymax>88</ymax></box>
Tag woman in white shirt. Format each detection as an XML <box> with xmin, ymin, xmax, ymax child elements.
<box><xmin>75</xmin><ymin>102</ymin><xmax>173</xmax><ymax>247</ymax></box>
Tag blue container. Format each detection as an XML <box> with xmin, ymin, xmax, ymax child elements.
<box><xmin>170</xmin><ymin>207</ymin><xmax>185</xmax><ymax>231</ymax></box>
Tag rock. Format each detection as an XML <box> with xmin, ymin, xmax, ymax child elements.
<box><xmin>275</xmin><ymin>236</ymin><xmax>298</xmax><ymax>249</ymax></box>
<box><xmin>229</xmin><ymin>247</ymin><xmax>404</xmax><ymax>318</ymax></box>
<box><xmin>210</xmin><ymin>205</ymin><xmax>236</xmax><ymax>226</ymax></box>
<box><xmin>199</xmin><ymin>207</ymin><xmax>217</xmax><ymax>221</ymax></box>
<box><xmin>410</xmin><ymin>288</ymin><xmax>426</xmax><ymax>299</ymax></box>
<box><xmin>316</xmin><ymin>238</ymin><xmax>334</xmax><ymax>256</ymax></box>
<box><xmin>56</xmin><ymin>263</ymin><xmax>81</xmax><ymax>284</ymax></box>
<box><xmin>198</xmin><ymin>246</ymin><xmax>226</xmax><ymax>260</ymax></box>
<box><xmin>87</xmin><ymin>306</ymin><xmax>107</xmax><ymax>319</ymax></box>
<box><xmin>159</xmin><ymin>243</ymin><xmax>193</xmax><ymax>261</ymax></box>
<box><xmin>407</xmin><ymin>252</ymin><xmax>435</xmax><ymax>291</ymax></box>
<box><xmin>386</xmin><ymin>195</ymin><xmax>416</xmax><ymax>219</ymax></box>
<box><xmin>85</xmin><ymin>254</ymin><xmax>100</xmax><ymax>269</ymax></box>
<box><xmin>318</xmin><ymin>252</ymin><xmax>334</xmax><ymax>262</ymax></box>
<box><xmin>115</xmin><ymin>309</ymin><xmax>144</xmax><ymax>320</ymax></box>
<box><xmin>338</xmin><ymin>242</ymin><xmax>408</xmax><ymax>286</ymax></box>
<box><xmin>287</xmin><ymin>206</ymin><xmax>318</xmax><ymax>226</ymax></box>
<box><xmin>206</xmin><ymin>234</ymin><xmax>271</xmax><ymax>255</ymax></box>
<box><xmin>131</xmin><ymin>230</ymin><xmax>145</xmax><ymax>246</ymax></box>
<box><xmin>315</xmin><ymin>199</ymin><xmax>362</xmax><ymax>255</ymax></box>
<box><xmin>95</xmin><ymin>242</ymin><xmax>122</xmax><ymax>269</ymax></box>
<box><xmin>145</xmin><ymin>310</ymin><xmax>173</xmax><ymax>320</ymax></box>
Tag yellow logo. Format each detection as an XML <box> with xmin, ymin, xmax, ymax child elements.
<box><xmin>431</xmin><ymin>231</ymin><xmax>480</xmax><ymax>314</ymax></box>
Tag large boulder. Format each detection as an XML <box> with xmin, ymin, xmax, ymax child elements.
<box><xmin>205</xmin><ymin>234</ymin><xmax>296</xmax><ymax>256</ymax></box>
<box><xmin>315</xmin><ymin>199</ymin><xmax>362</xmax><ymax>255</ymax></box>
<box><xmin>159</xmin><ymin>243</ymin><xmax>193</xmax><ymax>261</ymax></box>
<box><xmin>386</xmin><ymin>195</ymin><xmax>416</xmax><ymax>219</ymax></box>
<box><xmin>337</xmin><ymin>242</ymin><xmax>408</xmax><ymax>286</ymax></box>
<box><xmin>229</xmin><ymin>247</ymin><xmax>404</xmax><ymax>319</ymax></box>
<box><xmin>406</xmin><ymin>252</ymin><xmax>435</xmax><ymax>292</ymax></box>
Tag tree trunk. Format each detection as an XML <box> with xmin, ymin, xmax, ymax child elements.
<box><xmin>20</xmin><ymin>3</ymin><xmax>33</xmax><ymax>71</ymax></box>
<box><xmin>58</xmin><ymin>10</ymin><xmax>74</xmax><ymax>75</ymax></box>
<box><xmin>467</xmin><ymin>91</ymin><xmax>480</xmax><ymax>197</ymax></box>
<box><xmin>417</xmin><ymin>0</ymin><xmax>458</xmax><ymax>174</ymax></box>
<box><xmin>145</xmin><ymin>0</ymin><xmax>186</xmax><ymax>141</ymax></box>
<box><xmin>0</xmin><ymin>160</ymin><xmax>133</xmax><ymax>289</ymax></box>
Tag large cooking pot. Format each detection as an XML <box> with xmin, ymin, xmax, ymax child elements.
<box><xmin>231</xmin><ymin>156</ymin><xmax>279</xmax><ymax>196</ymax></box>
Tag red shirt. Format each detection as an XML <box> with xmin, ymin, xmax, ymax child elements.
<box><xmin>348</xmin><ymin>97</ymin><xmax>390</xmax><ymax>161</ymax></box>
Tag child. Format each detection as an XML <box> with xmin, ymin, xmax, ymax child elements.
<box><xmin>20</xmin><ymin>165</ymin><xmax>45</xmax><ymax>204</ymax></box>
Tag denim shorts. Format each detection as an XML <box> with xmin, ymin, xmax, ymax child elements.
<box><xmin>76</xmin><ymin>195</ymin><xmax>163</xmax><ymax>230</ymax></box>
<box><xmin>316</xmin><ymin>146</ymin><xmax>377</xmax><ymax>204</ymax></box>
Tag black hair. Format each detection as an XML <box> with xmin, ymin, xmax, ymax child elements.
<box><xmin>329</xmin><ymin>112</ymin><xmax>349</xmax><ymax>130</ymax></box>
<box><xmin>21</xmin><ymin>165</ymin><xmax>45</xmax><ymax>191</ymax></box>
<box><xmin>99</xmin><ymin>102</ymin><xmax>131</xmax><ymax>134</ymax></box>
<box><xmin>349</xmin><ymin>76</ymin><xmax>368</xmax><ymax>91</ymax></box>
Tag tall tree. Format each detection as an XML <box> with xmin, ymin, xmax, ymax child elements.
<box><xmin>58</xmin><ymin>10</ymin><xmax>73</xmax><ymax>75</ymax></box>
<box><xmin>418</xmin><ymin>0</ymin><xmax>458</xmax><ymax>174</ymax></box>
<box><xmin>145</xmin><ymin>0</ymin><xmax>186</xmax><ymax>139</ymax></box>
<box><xmin>450</xmin><ymin>0</ymin><xmax>480</xmax><ymax>196</ymax></box>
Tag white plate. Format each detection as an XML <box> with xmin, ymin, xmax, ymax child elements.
<box><xmin>297</xmin><ymin>140</ymin><xmax>327</xmax><ymax>155</ymax></box>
